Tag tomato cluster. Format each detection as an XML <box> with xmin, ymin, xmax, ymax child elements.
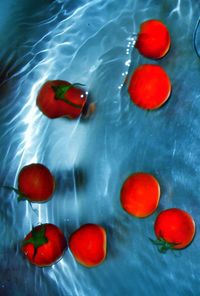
<box><xmin>123</xmin><ymin>19</ymin><xmax>195</xmax><ymax>253</ymax></box>
<box><xmin>129</xmin><ymin>19</ymin><xmax>171</xmax><ymax>110</ymax></box>
<box><xmin>3</xmin><ymin>19</ymin><xmax>196</xmax><ymax>268</ymax></box>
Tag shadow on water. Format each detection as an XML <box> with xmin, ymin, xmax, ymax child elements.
<box><xmin>54</xmin><ymin>167</ymin><xmax>87</xmax><ymax>196</ymax></box>
<box><xmin>99</xmin><ymin>214</ymin><xmax>135</xmax><ymax>260</ymax></box>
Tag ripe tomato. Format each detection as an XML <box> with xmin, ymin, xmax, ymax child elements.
<box><xmin>4</xmin><ymin>163</ymin><xmax>55</xmax><ymax>202</ymax></box>
<box><xmin>22</xmin><ymin>224</ymin><xmax>67</xmax><ymax>267</ymax></box>
<box><xmin>120</xmin><ymin>172</ymin><xmax>160</xmax><ymax>218</ymax></box>
<box><xmin>69</xmin><ymin>224</ymin><xmax>107</xmax><ymax>267</ymax></box>
<box><xmin>36</xmin><ymin>80</ymin><xmax>87</xmax><ymax>119</ymax></box>
<box><xmin>128</xmin><ymin>64</ymin><xmax>171</xmax><ymax>110</ymax></box>
<box><xmin>152</xmin><ymin>208</ymin><xmax>195</xmax><ymax>252</ymax></box>
<box><xmin>135</xmin><ymin>19</ymin><xmax>171</xmax><ymax>59</ymax></box>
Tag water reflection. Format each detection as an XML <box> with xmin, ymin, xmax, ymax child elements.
<box><xmin>0</xmin><ymin>0</ymin><xmax>200</xmax><ymax>295</ymax></box>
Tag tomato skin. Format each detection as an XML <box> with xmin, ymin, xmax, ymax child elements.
<box><xmin>154</xmin><ymin>208</ymin><xmax>195</xmax><ymax>249</ymax></box>
<box><xmin>128</xmin><ymin>64</ymin><xmax>171</xmax><ymax>110</ymax></box>
<box><xmin>18</xmin><ymin>163</ymin><xmax>55</xmax><ymax>202</ymax></box>
<box><xmin>120</xmin><ymin>172</ymin><xmax>160</xmax><ymax>218</ymax></box>
<box><xmin>135</xmin><ymin>19</ymin><xmax>170</xmax><ymax>59</ymax></box>
<box><xmin>36</xmin><ymin>80</ymin><xmax>87</xmax><ymax>119</ymax></box>
<box><xmin>69</xmin><ymin>224</ymin><xmax>107</xmax><ymax>267</ymax></box>
<box><xmin>22</xmin><ymin>224</ymin><xmax>67</xmax><ymax>267</ymax></box>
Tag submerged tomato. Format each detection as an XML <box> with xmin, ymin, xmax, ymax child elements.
<box><xmin>69</xmin><ymin>224</ymin><xmax>107</xmax><ymax>267</ymax></box>
<box><xmin>135</xmin><ymin>19</ymin><xmax>171</xmax><ymax>59</ymax></box>
<box><xmin>120</xmin><ymin>172</ymin><xmax>160</xmax><ymax>218</ymax></box>
<box><xmin>4</xmin><ymin>163</ymin><xmax>55</xmax><ymax>202</ymax></box>
<box><xmin>151</xmin><ymin>208</ymin><xmax>195</xmax><ymax>252</ymax></box>
<box><xmin>36</xmin><ymin>80</ymin><xmax>87</xmax><ymax>119</ymax></box>
<box><xmin>128</xmin><ymin>64</ymin><xmax>171</xmax><ymax>110</ymax></box>
<box><xmin>22</xmin><ymin>224</ymin><xmax>67</xmax><ymax>267</ymax></box>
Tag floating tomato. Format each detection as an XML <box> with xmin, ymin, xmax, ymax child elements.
<box><xmin>4</xmin><ymin>163</ymin><xmax>55</xmax><ymax>203</ymax></box>
<box><xmin>151</xmin><ymin>208</ymin><xmax>195</xmax><ymax>252</ymax></box>
<box><xmin>69</xmin><ymin>224</ymin><xmax>107</xmax><ymax>267</ymax></box>
<box><xmin>135</xmin><ymin>19</ymin><xmax>171</xmax><ymax>59</ymax></box>
<box><xmin>128</xmin><ymin>64</ymin><xmax>171</xmax><ymax>110</ymax></box>
<box><xmin>22</xmin><ymin>224</ymin><xmax>67</xmax><ymax>267</ymax></box>
<box><xmin>37</xmin><ymin>80</ymin><xmax>87</xmax><ymax>119</ymax></box>
<box><xmin>120</xmin><ymin>172</ymin><xmax>160</xmax><ymax>218</ymax></box>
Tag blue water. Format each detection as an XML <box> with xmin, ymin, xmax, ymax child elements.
<box><xmin>0</xmin><ymin>0</ymin><xmax>200</xmax><ymax>295</ymax></box>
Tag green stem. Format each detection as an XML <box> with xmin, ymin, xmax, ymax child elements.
<box><xmin>149</xmin><ymin>237</ymin><xmax>180</xmax><ymax>253</ymax></box>
<box><xmin>3</xmin><ymin>185</ymin><xmax>27</xmax><ymax>202</ymax></box>
<box><xmin>52</xmin><ymin>83</ymin><xmax>85</xmax><ymax>109</ymax></box>
<box><xmin>23</xmin><ymin>224</ymin><xmax>48</xmax><ymax>257</ymax></box>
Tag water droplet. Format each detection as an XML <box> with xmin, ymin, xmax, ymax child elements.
<box><xmin>125</xmin><ymin>60</ymin><xmax>131</xmax><ymax>66</ymax></box>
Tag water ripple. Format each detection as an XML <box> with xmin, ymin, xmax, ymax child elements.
<box><xmin>1</xmin><ymin>0</ymin><xmax>200</xmax><ymax>295</ymax></box>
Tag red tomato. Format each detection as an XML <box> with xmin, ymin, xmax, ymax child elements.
<box><xmin>16</xmin><ymin>163</ymin><xmax>55</xmax><ymax>202</ymax></box>
<box><xmin>120</xmin><ymin>172</ymin><xmax>160</xmax><ymax>218</ymax></box>
<box><xmin>128</xmin><ymin>64</ymin><xmax>171</xmax><ymax>110</ymax></box>
<box><xmin>135</xmin><ymin>19</ymin><xmax>171</xmax><ymax>59</ymax></box>
<box><xmin>152</xmin><ymin>208</ymin><xmax>195</xmax><ymax>252</ymax></box>
<box><xmin>3</xmin><ymin>163</ymin><xmax>55</xmax><ymax>202</ymax></box>
<box><xmin>69</xmin><ymin>224</ymin><xmax>107</xmax><ymax>267</ymax></box>
<box><xmin>36</xmin><ymin>80</ymin><xmax>87</xmax><ymax>119</ymax></box>
<box><xmin>22</xmin><ymin>224</ymin><xmax>67</xmax><ymax>267</ymax></box>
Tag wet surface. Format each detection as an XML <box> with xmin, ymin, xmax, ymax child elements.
<box><xmin>0</xmin><ymin>0</ymin><xmax>200</xmax><ymax>295</ymax></box>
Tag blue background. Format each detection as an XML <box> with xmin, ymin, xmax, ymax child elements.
<box><xmin>0</xmin><ymin>0</ymin><xmax>200</xmax><ymax>295</ymax></box>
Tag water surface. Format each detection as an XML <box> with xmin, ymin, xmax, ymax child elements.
<box><xmin>0</xmin><ymin>0</ymin><xmax>200</xmax><ymax>295</ymax></box>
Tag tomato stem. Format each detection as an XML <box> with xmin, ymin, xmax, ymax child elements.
<box><xmin>149</xmin><ymin>237</ymin><xmax>180</xmax><ymax>253</ymax></box>
<box><xmin>23</xmin><ymin>224</ymin><xmax>48</xmax><ymax>258</ymax></box>
<box><xmin>52</xmin><ymin>84</ymin><xmax>85</xmax><ymax>109</ymax></box>
<box><xmin>3</xmin><ymin>185</ymin><xmax>27</xmax><ymax>202</ymax></box>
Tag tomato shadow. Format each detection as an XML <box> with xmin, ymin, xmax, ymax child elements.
<box><xmin>99</xmin><ymin>214</ymin><xmax>134</xmax><ymax>260</ymax></box>
<box><xmin>81</xmin><ymin>91</ymin><xmax>96</xmax><ymax>122</ymax></box>
<box><xmin>54</xmin><ymin>167</ymin><xmax>87</xmax><ymax>197</ymax></box>
<box><xmin>0</xmin><ymin>57</ymin><xmax>18</xmax><ymax>104</ymax></box>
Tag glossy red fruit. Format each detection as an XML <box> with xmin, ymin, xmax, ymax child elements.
<box><xmin>120</xmin><ymin>172</ymin><xmax>160</xmax><ymax>218</ymax></box>
<box><xmin>135</xmin><ymin>19</ymin><xmax>171</xmax><ymax>59</ymax></box>
<box><xmin>4</xmin><ymin>163</ymin><xmax>55</xmax><ymax>202</ymax></box>
<box><xmin>22</xmin><ymin>224</ymin><xmax>67</xmax><ymax>267</ymax></box>
<box><xmin>18</xmin><ymin>164</ymin><xmax>55</xmax><ymax>202</ymax></box>
<box><xmin>69</xmin><ymin>224</ymin><xmax>107</xmax><ymax>267</ymax></box>
<box><xmin>151</xmin><ymin>208</ymin><xmax>195</xmax><ymax>252</ymax></box>
<box><xmin>37</xmin><ymin>80</ymin><xmax>87</xmax><ymax>119</ymax></box>
<box><xmin>128</xmin><ymin>64</ymin><xmax>171</xmax><ymax>110</ymax></box>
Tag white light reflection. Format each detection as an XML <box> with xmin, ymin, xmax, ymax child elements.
<box><xmin>117</xmin><ymin>35</ymin><xmax>136</xmax><ymax>90</ymax></box>
<box><xmin>18</xmin><ymin>79</ymin><xmax>46</xmax><ymax>221</ymax></box>
<box><xmin>169</xmin><ymin>0</ymin><xmax>181</xmax><ymax>17</ymax></box>
<box><xmin>48</xmin><ymin>255</ymin><xmax>82</xmax><ymax>296</ymax></box>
